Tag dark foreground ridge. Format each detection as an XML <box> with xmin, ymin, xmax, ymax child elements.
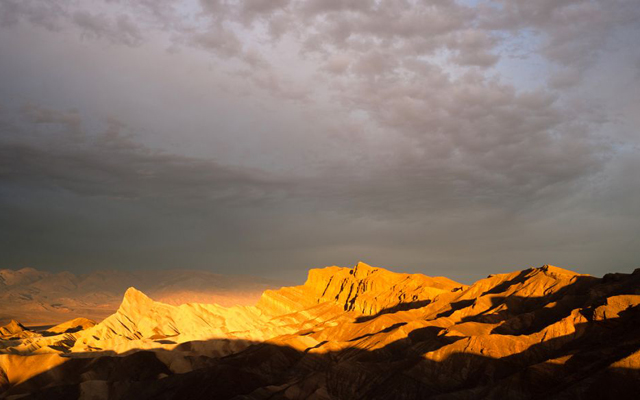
<box><xmin>1</xmin><ymin>263</ymin><xmax>640</xmax><ymax>399</ymax></box>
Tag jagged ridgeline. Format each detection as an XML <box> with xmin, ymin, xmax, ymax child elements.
<box><xmin>1</xmin><ymin>262</ymin><xmax>640</xmax><ymax>399</ymax></box>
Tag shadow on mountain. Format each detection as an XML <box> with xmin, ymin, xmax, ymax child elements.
<box><xmin>354</xmin><ymin>299</ymin><xmax>432</xmax><ymax>323</ymax></box>
<box><xmin>480</xmin><ymin>269</ymin><xmax>533</xmax><ymax>296</ymax></box>
<box><xmin>349</xmin><ymin>322</ymin><xmax>408</xmax><ymax>342</ymax></box>
<box><xmin>4</xmin><ymin>306</ymin><xmax>640</xmax><ymax>400</ymax></box>
<box><xmin>432</xmin><ymin>299</ymin><xmax>475</xmax><ymax>319</ymax></box>
<box><xmin>461</xmin><ymin>274</ymin><xmax>601</xmax><ymax>334</ymax></box>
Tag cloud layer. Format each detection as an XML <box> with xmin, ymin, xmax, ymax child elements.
<box><xmin>0</xmin><ymin>0</ymin><xmax>639</xmax><ymax>282</ymax></box>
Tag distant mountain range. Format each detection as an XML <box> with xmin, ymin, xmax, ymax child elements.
<box><xmin>1</xmin><ymin>262</ymin><xmax>640</xmax><ymax>399</ymax></box>
<box><xmin>0</xmin><ymin>267</ymin><xmax>285</xmax><ymax>325</ymax></box>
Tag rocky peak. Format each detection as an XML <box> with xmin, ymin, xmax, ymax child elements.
<box><xmin>120</xmin><ymin>287</ymin><xmax>155</xmax><ymax>312</ymax></box>
<box><xmin>351</xmin><ymin>261</ymin><xmax>379</xmax><ymax>279</ymax></box>
<box><xmin>537</xmin><ymin>264</ymin><xmax>581</xmax><ymax>277</ymax></box>
<box><xmin>0</xmin><ymin>319</ymin><xmax>32</xmax><ymax>339</ymax></box>
<box><xmin>258</xmin><ymin>262</ymin><xmax>463</xmax><ymax>317</ymax></box>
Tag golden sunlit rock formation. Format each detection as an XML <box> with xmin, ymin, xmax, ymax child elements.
<box><xmin>1</xmin><ymin>262</ymin><xmax>640</xmax><ymax>399</ymax></box>
<box><xmin>0</xmin><ymin>321</ymin><xmax>33</xmax><ymax>340</ymax></box>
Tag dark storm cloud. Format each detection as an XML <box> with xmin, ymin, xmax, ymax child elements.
<box><xmin>0</xmin><ymin>104</ymin><xmax>285</xmax><ymax>203</ymax></box>
<box><xmin>0</xmin><ymin>103</ymin><xmax>302</xmax><ymax>275</ymax></box>
<box><xmin>0</xmin><ymin>0</ymin><xmax>639</xmax><ymax>281</ymax></box>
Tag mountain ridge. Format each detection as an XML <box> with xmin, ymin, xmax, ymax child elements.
<box><xmin>1</xmin><ymin>262</ymin><xmax>640</xmax><ymax>399</ymax></box>
<box><xmin>0</xmin><ymin>267</ymin><xmax>285</xmax><ymax>326</ymax></box>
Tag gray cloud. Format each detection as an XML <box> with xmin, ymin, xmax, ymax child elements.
<box><xmin>0</xmin><ymin>0</ymin><xmax>67</xmax><ymax>31</ymax></box>
<box><xmin>72</xmin><ymin>11</ymin><xmax>143</xmax><ymax>46</ymax></box>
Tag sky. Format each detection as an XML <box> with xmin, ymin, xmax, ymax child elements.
<box><xmin>0</xmin><ymin>0</ymin><xmax>639</xmax><ymax>283</ymax></box>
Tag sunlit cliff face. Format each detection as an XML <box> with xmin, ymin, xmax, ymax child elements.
<box><xmin>1</xmin><ymin>1</ymin><xmax>640</xmax><ymax>281</ymax></box>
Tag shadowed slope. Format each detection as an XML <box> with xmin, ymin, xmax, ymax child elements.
<box><xmin>3</xmin><ymin>309</ymin><xmax>640</xmax><ymax>400</ymax></box>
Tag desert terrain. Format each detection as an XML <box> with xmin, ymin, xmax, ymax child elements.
<box><xmin>1</xmin><ymin>262</ymin><xmax>640</xmax><ymax>399</ymax></box>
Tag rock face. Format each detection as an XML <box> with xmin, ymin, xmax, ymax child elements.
<box><xmin>1</xmin><ymin>262</ymin><xmax>640</xmax><ymax>399</ymax></box>
<box><xmin>257</xmin><ymin>262</ymin><xmax>462</xmax><ymax>316</ymax></box>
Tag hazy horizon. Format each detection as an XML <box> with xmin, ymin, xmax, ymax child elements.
<box><xmin>1</xmin><ymin>0</ymin><xmax>639</xmax><ymax>284</ymax></box>
<box><xmin>0</xmin><ymin>260</ymin><xmax>629</xmax><ymax>287</ymax></box>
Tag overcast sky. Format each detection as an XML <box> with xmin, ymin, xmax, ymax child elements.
<box><xmin>1</xmin><ymin>0</ymin><xmax>639</xmax><ymax>283</ymax></box>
